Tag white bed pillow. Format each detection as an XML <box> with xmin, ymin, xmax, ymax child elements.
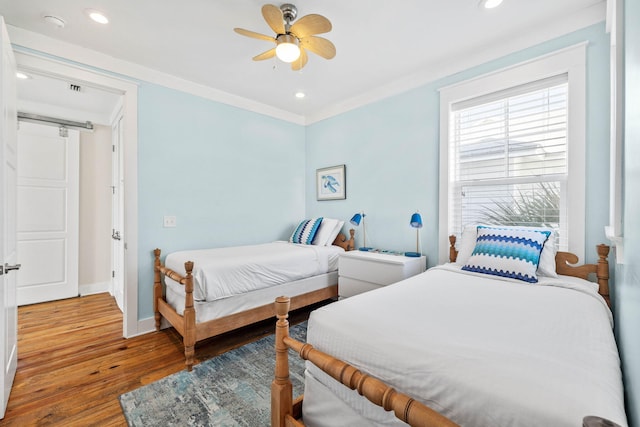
<box><xmin>323</xmin><ymin>220</ymin><xmax>345</xmax><ymax>246</ymax></box>
<box><xmin>453</xmin><ymin>224</ymin><xmax>479</xmax><ymax>265</ymax></box>
<box><xmin>312</xmin><ymin>218</ymin><xmax>339</xmax><ymax>246</ymax></box>
<box><xmin>537</xmin><ymin>231</ymin><xmax>558</xmax><ymax>278</ymax></box>
<box><xmin>455</xmin><ymin>224</ymin><xmax>558</xmax><ymax>278</ymax></box>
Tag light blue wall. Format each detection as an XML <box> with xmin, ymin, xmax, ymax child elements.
<box><xmin>306</xmin><ymin>88</ymin><xmax>441</xmax><ymax>258</ymax></box>
<box><xmin>137</xmin><ymin>83</ymin><xmax>305</xmax><ymax>318</ymax></box>
<box><xmin>306</xmin><ymin>23</ymin><xmax>611</xmax><ymax>268</ymax></box>
<box><xmin>615</xmin><ymin>1</ymin><xmax>640</xmax><ymax>425</ymax></box>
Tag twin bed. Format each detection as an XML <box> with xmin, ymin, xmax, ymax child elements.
<box><xmin>153</xmin><ymin>218</ymin><xmax>354</xmax><ymax>371</ymax></box>
<box><xmin>272</xmin><ymin>225</ymin><xmax>628</xmax><ymax>427</ymax></box>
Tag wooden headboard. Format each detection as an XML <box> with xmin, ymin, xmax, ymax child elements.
<box><xmin>332</xmin><ymin>228</ymin><xmax>355</xmax><ymax>251</ymax></box>
<box><xmin>448</xmin><ymin>235</ymin><xmax>611</xmax><ymax>305</ymax></box>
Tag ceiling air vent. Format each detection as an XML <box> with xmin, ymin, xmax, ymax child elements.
<box><xmin>68</xmin><ymin>83</ymin><xmax>82</xmax><ymax>92</ymax></box>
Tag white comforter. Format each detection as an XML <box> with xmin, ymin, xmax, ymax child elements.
<box><xmin>303</xmin><ymin>264</ymin><xmax>627</xmax><ymax>427</ymax></box>
<box><xmin>164</xmin><ymin>241</ymin><xmax>343</xmax><ymax>302</ymax></box>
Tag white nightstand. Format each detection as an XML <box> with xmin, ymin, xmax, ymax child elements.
<box><xmin>338</xmin><ymin>251</ymin><xmax>427</xmax><ymax>298</ymax></box>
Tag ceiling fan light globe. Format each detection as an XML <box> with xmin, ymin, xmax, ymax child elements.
<box><xmin>275</xmin><ymin>34</ymin><xmax>301</xmax><ymax>63</ymax></box>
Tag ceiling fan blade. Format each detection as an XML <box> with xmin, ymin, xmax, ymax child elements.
<box><xmin>290</xmin><ymin>14</ymin><xmax>332</xmax><ymax>38</ymax></box>
<box><xmin>262</xmin><ymin>4</ymin><xmax>285</xmax><ymax>34</ymax></box>
<box><xmin>253</xmin><ymin>48</ymin><xmax>276</xmax><ymax>61</ymax></box>
<box><xmin>300</xmin><ymin>36</ymin><xmax>336</xmax><ymax>59</ymax></box>
<box><xmin>291</xmin><ymin>47</ymin><xmax>308</xmax><ymax>71</ymax></box>
<box><xmin>234</xmin><ymin>28</ymin><xmax>275</xmax><ymax>43</ymax></box>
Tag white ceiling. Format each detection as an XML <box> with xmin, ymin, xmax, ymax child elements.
<box><xmin>0</xmin><ymin>0</ymin><xmax>606</xmax><ymax>125</ymax></box>
<box><xmin>16</xmin><ymin>71</ymin><xmax>122</xmax><ymax>126</ymax></box>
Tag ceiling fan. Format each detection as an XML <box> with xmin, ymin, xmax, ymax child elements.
<box><xmin>234</xmin><ymin>3</ymin><xmax>336</xmax><ymax>71</ymax></box>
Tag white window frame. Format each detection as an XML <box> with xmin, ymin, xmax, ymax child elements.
<box><xmin>438</xmin><ymin>43</ymin><xmax>587</xmax><ymax>264</ymax></box>
<box><xmin>605</xmin><ymin>0</ymin><xmax>624</xmax><ymax>264</ymax></box>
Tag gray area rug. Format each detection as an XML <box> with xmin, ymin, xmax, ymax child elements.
<box><xmin>119</xmin><ymin>322</ymin><xmax>307</xmax><ymax>426</ymax></box>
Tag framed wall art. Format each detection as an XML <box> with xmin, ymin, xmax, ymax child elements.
<box><xmin>316</xmin><ymin>164</ymin><xmax>346</xmax><ymax>201</ymax></box>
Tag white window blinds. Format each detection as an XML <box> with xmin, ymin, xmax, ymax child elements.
<box><xmin>448</xmin><ymin>74</ymin><xmax>569</xmax><ymax>250</ymax></box>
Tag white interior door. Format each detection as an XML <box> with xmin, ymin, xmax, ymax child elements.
<box><xmin>16</xmin><ymin>122</ymin><xmax>79</xmax><ymax>306</ymax></box>
<box><xmin>0</xmin><ymin>16</ymin><xmax>19</xmax><ymax>419</ymax></box>
<box><xmin>111</xmin><ymin>115</ymin><xmax>124</xmax><ymax>312</ymax></box>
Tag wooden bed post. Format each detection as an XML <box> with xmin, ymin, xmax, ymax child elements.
<box><xmin>449</xmin><ymin>235</ymin><xmax>457</xmax><ymax>263</ymax></box>
<box><xmin>153</xmin><ymin>249</ymin><xmax>162</xmax><ymax>331</ymax></box>
<box><xmin>183</xmin><ymin>261</ymin><xmax>196</xmax><ymax>371</ymax></box>
<box><xmin>596</xmin><ymin>244</ymin><xmax>611</xmax><ymax>305</ymax></box>
<box><xmin>271</xmin><ymin>296</ymin><xmax>293</xmax><ymax>427</ymax></box>
<box><xmin>348</xmin><ymin>228</ymin><xmax>356</xmax><ymax>251</ymax></box>
<box><xmin>332</xmin><ymin>229</ymin><xmax>356</xmax><ymax>251</ymax></box>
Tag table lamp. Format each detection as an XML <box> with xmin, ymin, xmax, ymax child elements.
<box><xmin>350</xmin><ymin>212</ymin><xmax>372</xmax><ymax>251</ymax></box>
<box><xmin>405</xmin><ymin>211</ymin><xmax>423</xmax><ymax>257</ymax></box>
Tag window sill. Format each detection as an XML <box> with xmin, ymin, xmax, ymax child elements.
<box><xmin>605</xmin><ymin>226</ymin><xmax>624</xmax><ymax>264</ymax></box>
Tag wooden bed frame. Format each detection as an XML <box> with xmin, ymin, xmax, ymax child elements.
<box><xmin>153</xmin><ymin>229</ymin><xmax>355</xmax><ymax>371</ymax></box>
<box><xmin>272</xmin><ymin>239</ymin><xmax>611</xmax><ymax>427</ymax></box>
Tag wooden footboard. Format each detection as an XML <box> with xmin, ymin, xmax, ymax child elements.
<box><xmin>153</xmin><ymin>248</ymin><xmax>339</xmax><ymax>371</ymax></box>
<box><xmin>272</xmin><ymin>297</ymin><xmax>459</xmax><ymax>427</ymax></box>
<box><xmin>154</xmin><ymin>248</ymin><xmax>196</xmax><ymax>370</ymax></box>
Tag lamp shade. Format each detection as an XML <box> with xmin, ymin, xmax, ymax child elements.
<box><xmin>410</xmin><ymin>212</ymin><xmax>423</xmax><ymax>228</ymax></box>
<box><xmin>350</xmin><ymin>213</ymin><xmax>363</xmax><ymax>226</ymax></box>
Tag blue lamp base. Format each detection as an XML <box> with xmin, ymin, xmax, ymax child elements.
<box><xmin>404</xmin><ymin>251</ymin><xmax>421</xmax><ymax>257</ymax></box>
<box><xmin>358</xmin><ymin>247</ymin><xmax>373</xmax><ymax>252</ymax></box>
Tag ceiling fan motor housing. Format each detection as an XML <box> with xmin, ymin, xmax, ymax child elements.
<box><xmin>280</xmin><ymin>4</ymin><xmax>297</xmax><ymax>24</ymax></box>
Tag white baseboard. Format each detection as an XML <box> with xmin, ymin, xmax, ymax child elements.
<box><xmin>79</xmin><ymin>281</ymin><xmax>110</xmax><ymax>296</ymax></box>
<box><xmin>134</xmin><ymin>317</ymin><xmax>157</xmax><ymax>337</ymax></box>
<box><xmin>132</xmin><ymin>316</ymin><xmax>171</xmax><ymax>338</ymax></box>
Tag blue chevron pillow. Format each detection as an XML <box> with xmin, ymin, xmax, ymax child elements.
<box><xmin>289</xmin><ymin>218</ymin><xmax>324</xmax><ymax>245</ymax></box>
<box><xmin>462</xmin><ymin>226</ymin><xmax>551</xmax><ymax>283</ymax></box>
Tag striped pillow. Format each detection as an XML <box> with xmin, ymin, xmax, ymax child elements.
<box><xmin>289</xmin><ymin>218</ymin><xmax>324</xmax><ymax>245</ymax></box>
<box><xmin>462</xmin><ymin>226</ymin><xmax>551</xmax><ymax>283</ymax></box>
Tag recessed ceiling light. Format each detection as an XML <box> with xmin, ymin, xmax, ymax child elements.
<box><xmin>85</xmin><ymin>9</ymin><xmax>109</xmax><ymax>24</ymax></box>
<box><xmin>43</xmin><ymin>15</ymin><xmax>66</xmax><ymax>28</ymax></box>
<box><xmin>16</xmin><ymin>72</ymin><xmax>30</xmax><ymax>80</ymax></box>
<box><xmin>295</xmin><ymin>92</ymin><xmax>306</xmax><ymax>99</ymax></box>
<box><xmin>480</xmin><ymin>0</ymin><xmax>504</xmax><ymax>9</ymax></box>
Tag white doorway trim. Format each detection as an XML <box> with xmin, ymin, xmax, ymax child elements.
<box><xmin>14</xmin><ymin>50</ymin><xmax>139</xmax><ymax>338</ymax></box>
<box><xmin>111</xmin><ymin>112</ymin><xmax>125</xmax><ymax>312</ymax></box>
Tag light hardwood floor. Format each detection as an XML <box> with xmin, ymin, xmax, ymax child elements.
<box><xmin>3</xmin><ymin>293</ymin><xmax>316</xmax><ymax>426</ymax></box>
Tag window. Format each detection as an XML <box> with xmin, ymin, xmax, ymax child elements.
<box><xmin>438</xmin><ymin>45</ymin><xmax>586</xmax><ymax>263</ymax></box>
<box><xmin>450</xmin><ymin>76</ymin><xmax>568</xmax><ymax>247</ymax></box>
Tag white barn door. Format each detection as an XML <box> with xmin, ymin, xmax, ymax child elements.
<box><xmin>0</xmin><ymin>16</ymin><xmax>19</xmax><ymax>418</ymax></box>
<box><xmin>17</xmin><ymin>122</ymin><xmax>79</xmax><ymax>305</ymax></box>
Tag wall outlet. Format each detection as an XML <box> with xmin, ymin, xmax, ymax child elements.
<box><xmin>163</xmin><ymin>215</ymin><xmax>177</xmax><ymax>228</ymax></box>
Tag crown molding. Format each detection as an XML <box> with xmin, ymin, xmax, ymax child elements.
<box><xmin>7</xmin><ymin>25</ymin><xmax>306</xmax><ymax>126</ymax></box>
<box><xmin>304</xmin><ymin>2</ymin><xmax>605</xmax><ymax>125</ymax></box>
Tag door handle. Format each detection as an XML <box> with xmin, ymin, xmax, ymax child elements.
<box><xmin>4</xmin><ymin>263</ymin><xmax>21</xmax><ymax>274</ymax></box>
